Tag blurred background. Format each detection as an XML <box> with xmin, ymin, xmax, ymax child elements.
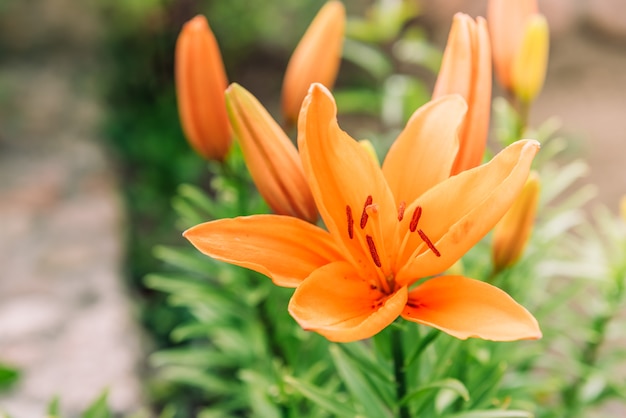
<box><xmin>0</xmin><ymin>0</ymin><xmax>625</xmax><ymax>416</ymax></box>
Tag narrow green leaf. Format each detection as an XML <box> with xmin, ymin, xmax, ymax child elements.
<box><xmin>0</xmin><ymin>363</ymin><xmax>20</xmax><ymax>390</ymax></box>
<box><xmin>330</xmin><ymin>344</ymin><xmax>393</xmax><ymax>418</ymax></box>
<box><xmin>178</xmin><ymin>184</ymin><xmax>218</xmax><ymax>217</ymax></box>
<box><xmin>405</xmin><ymin>328</ymin><xmax>441</xmax><ymax>368</ymax></box>
<box><xmin>81</xmin><ymin>390</ymin><xmax>112</xmax><ymax>418</ymax></box>
<box><xmin>47</xmin><ymin>396</ymin><xmax>61</xmax><ymax>416</ymax></box>
<box><xmin>239</xmin><ymin>370</ymin><xmax>282</xmax><ymax>418</ymax></box>
<box><xmin>401</xmin><ymin>378</ymin><xmax>469</xmax><ymax>406</ymax></box>
<box><xmin>152</xmin><ymin>246</ymin><xmax>217</xmax><ymax>274</ymax></box>
<box><xmin>283</xmin><ymin>375</ymin><xmax>357</xmax><ymax>417</ymax></box>
<box><xmin>446</xmin><ymin>410</ymin><xmax>533</xmax><ymax>418</ymax></box>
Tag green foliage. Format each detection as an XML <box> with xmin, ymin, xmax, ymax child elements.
<box><xmin>0</xmin><ymin>363</ymin><xmax>19</xmax><ymax>391</ymax></box>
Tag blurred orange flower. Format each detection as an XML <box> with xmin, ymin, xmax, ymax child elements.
<box><xmin>225</xmin><ymin>83</ymin><xmax>317</xmax><ymax>223</ymax></box>
<box><xmin>487</xmin><ymin>0</ymin><xmax>537</xmax><ymax>92</ymax></box>
<box><xmin>175</xmin><ymin>15</ymin><xmax>232</xmax><ymax>161</ymax></box>
<box><xmin>281</xmin><ymin>1</ymin><xmax>345</xmax><ymax>127</ymax></box>
<box><xmin>433</xmin><ymin>13</ymin><xmax>492</xmax><ymax>174</ymax></box>
<box><xmin>185</xmin><ymin>84</ymin><xmax>541</xmax><ymax>343</ymax></box>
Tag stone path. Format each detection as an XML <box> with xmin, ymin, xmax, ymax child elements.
<box><xmin>0</xmin><ymin>2</ymin><xmax>145</xmax><ymax>416</ymax></box>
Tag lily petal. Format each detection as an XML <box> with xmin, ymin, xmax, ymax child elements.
<box><xmin>298</xmin><ymin>84</ymin><xmax>398</xmax><ymax>276</ymax></box>
<box><xmin>396</xmin><ymin>140</ymin><xmax>539</xmax><ymax>284</ymax></box>
<box><xmin>289</xmin><ymin>261</ymin><xmax>408</xmax><ymax>342</ymax></box>
<box><xmin>402</xmin><ymin>275</ymin><xmax>541</xmax><ymax>341</ymax></box>
<box><xmin>183</xmin><ymin>215</ymin><xmax>342</xmax><ymax>287</ymax></box>
<box><xmin>382</xmin><ymin>95</ymin><xmax>466</xmax><ymax>206</ymax></box>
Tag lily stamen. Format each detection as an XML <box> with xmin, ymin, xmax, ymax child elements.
<box><xmin>409</xmin><ymin>206</ymin><xmax>423</xmax><ymax>232</ymax></box>
<box><xmin>397</xmin><ymin>201</ymin><xmax>406</xmax><ymax>221</ymax></box>
<box><xmin>360</xmin><ymin>195</ymin><xmax>373</xmax><ymax>229</ymax></box>
<box><xmin>346</xmin><ymin>205</ymin><xmax>354</xmax><ymax>239</ymax></box>
<box><xmin>417</xmin><ymin>229</ymin><xmax>441</xmax><ymax>257</ymax></box>
<box><xmin>366</xmin><ymin>235</ymin><xmax>382</xmax><ymax>267</ymax></box>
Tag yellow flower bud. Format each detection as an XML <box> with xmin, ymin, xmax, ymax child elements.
<box><xmin>620</xmin><ymin>196</ymin><xmax>626</xmax><ymax>223</ymax></box>
<box><xmin>487</xmin><ymin>0</ymin><xmax>538</xmax><ymax>92</ymax></box>
<box><xmin>492</xmin><ymin>172</ymin><xmax>540</xmax><ymax>272</ymax></box>
<box><xmin>281</xmin><ymin>1</ymin><xmax>345</xmax><ymax>127</ymax></box>
<box><xmin>433</xmin><ymin>13</ymin><xmax>492</xmax><ymax>174</ymax></box>
<box><xmin>225</xmin><ymin>83</ymin><xmax>317</xmax><ymax>223</ymax></box>
<box><xmin>512</xmin><ymin>14</ymin><xmax>550</xmax><ymax>104</ymax></box>
<box><xmin>175</xmin><ymin>15</ymin><xmax>232</xmax><ymax>161</ymax></box>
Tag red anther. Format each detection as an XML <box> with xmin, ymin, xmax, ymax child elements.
<box><xmin>346</xmin><ymin>205</ymin><xmax>354</xmax><ymax>239</ymax></box>
<box><xmin>418</xmin><ymin>229</ymin><xmax>441</xmax><ymax>257</ymax></box>
<box><xmin>360</xmin><ymin>195</ymin><xmax>373</xmax><ymax>229</ymax></box>
<box><xmin>397</xmin><ymin>201</ymin><xmax>406</xmax><ymax>221</ymax></box>
<box><xmin>409</xmin><ymin>206</ymin><xmax>422</xmax><ymax>232</ymax></box>
<box><xmin>366</xmin><ymin>235</ymin><xmax>382</xmax><ymax>267</ymax></box>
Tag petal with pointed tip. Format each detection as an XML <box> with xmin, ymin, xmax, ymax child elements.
<box><xmin>396</xmin><ymin>140</ymin><xmax>540</xmax><ymax>284</ymax></box>
<box><xmin>382</xmin><ymin>95</ymin><xmax>466</xmax><ymax>206</ymax></box>
<box><xmin>402</xmin><ymin>275</ymin><xmax>541</xmax><ymax>341</ymax></box>
<box><xmin>183</xmin><ymin>215</ymin><xmax>342</xmax><ymax>287</ymax></box>
<box><xmin>289</xmin><ymin>261</ymin><xmax>408</xmax><ymax>342</ymax></box>
<box><xmin>298</xmin><ymin>84</ymin><xmax>398</xmax><ymax>275</ymax></box>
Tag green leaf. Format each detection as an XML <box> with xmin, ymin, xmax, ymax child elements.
<box><xmin>283</xmin><ymin>375</ymin><xmax>357</xmax><ymax>417</ymax></box>
<box><xmin>329</xmin><ymin>344</ymin><xmax>393</xmax><ymax>418</ymax></box>
<box><xmin>150</xmin><ymin>347</ymin><xmax>236</xmax><ymax>369</ymax></box>
<box><xmin>158</xmin><ymin>366</ymin><xmax>238</xmax><ymax>395</ymax></box>
<box><xmin>401</xmin><ymin>378</ymin><xmax>469</xmax><ymax>406</ymax></box>
<box><xmin>81</xmin><ymin>390</ymin><xmax>112</xmax><ymax>418</ymax></box>
<box><xmin>47</xmin><ymin>396</ymin><xmax>61</xmax><ymax>416</ymax></box>
<box><xmin>152</xmin><ymin>246</ymin><xmax>217</xmax><ymax>274</ymax></box>
<box><xmin>239</xmin><ymin>370</ymin><xmax>282</xmax><ymax>418</ymax></box>
<box><xmin>446</xmin><ymin>410</ymin><xmax>534</xmax><ymax>418</ymax></box>
<box><xmin>0</xmin><ymin>364</ymin><xmax>20</xmax><ymax>390</ymax></box>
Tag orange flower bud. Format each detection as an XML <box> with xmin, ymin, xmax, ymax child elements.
<box><xmin>487</xmin><ymin>0</ymin><xmax>538</xmax><ymax>92</ymax></box>
<box><xmin>175</xmin><ymin>15</ymin><xmax>232</xmax><ymax>161</ymax></box>
<box><xmin>226</xmin><ymin>83</ymin><xmax>317</xmax><ymax>223</ymax></box>
<box><xmin>492</xmin><ymin>172</ymin><xmax>540</xmax><ymax>272</ymax></box>
<box><xmin>433</xmin><ymin>13</ymin><xmax>492</xmax><ymax>174</ymax></box>
<box><xmin>281</xmin><ymin>1</ymin><xmax>346</xmax><ymax>127</ymax></box>
<box><xmin>512</xmin><ymin>14</ymin><xmax>549</xmax><ymax>104</ymax></box>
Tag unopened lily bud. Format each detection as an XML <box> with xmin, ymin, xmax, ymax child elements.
<box><xmin>512</xmin><ymin>14</ymin><xmax>549</xmax><ymax>104</ymax></box>
<box><xmin>358</xmin><ymin>139</ymin><xmax>380</xmax><ymax>165</ymax></box>
<box><xmin>487</xmin><ymin>0</ymin><xmax>538</xmax><ymax>92</ymax></box>
<box><xmin>433</xmin><ymin>13</ymin><xmax>492</xmax><ymax>174</ymax></box>
<box><xmin>175</xmin><ymin>15</ymin><xmax>232</xmax><ymax>161</ymax></box>
<box><xmin>492</xmin><ymin>172</ymin><xmax>540</xmax><ymax>272</ymax></box>
<box><xmin>282</xmin><ymin>1</ymin><xmax>345</xmax><ymax>127</ymax></box>
<box><xmin>620</xmin><ymin>196</ymin><xmax>626</xmax><ymax>223</ymax></box>
<box><xmin>225</xmin><ymin>83</ymin><xmax>318</xmax><ymax>223</ymax></box>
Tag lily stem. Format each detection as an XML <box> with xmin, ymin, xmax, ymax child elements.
<box><xmin>392</xmin><ymin>325</ymin><xmax>411</xmax><ymax>418</ymax></box>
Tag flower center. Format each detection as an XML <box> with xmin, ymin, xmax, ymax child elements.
<box><xmin>344</xmin><ymin>196</ymin><xmax>441</xmax><ymax>293</ymax></box>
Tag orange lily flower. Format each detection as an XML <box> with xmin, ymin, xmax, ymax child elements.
<box><xmin>175</xmin><ymin>15</ymin><xmax>231</xmax><ymax>161</ymax></box>
<box><xmin>185</xmin><ymin>84</ymin><xmax>541</xmax><ymax>343</ymax></box>
<box><xmin>281</xmin><ymin>1</ymin><xmax>345</xmax><ymax>127</ymax></box>
<box><xmin>487</xmin><ymin>0</ymin><xmax>538</xmax><ymax>92</ymax></box>
<box><xmin>225</xmin><ymin>83</ymin><xmax>317</xmax><ymax>223</ymax></box>
<box><xmin>433</xmin><ymin>13</ymin><xmax>492</xmax><ymax>175</ymax></box>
